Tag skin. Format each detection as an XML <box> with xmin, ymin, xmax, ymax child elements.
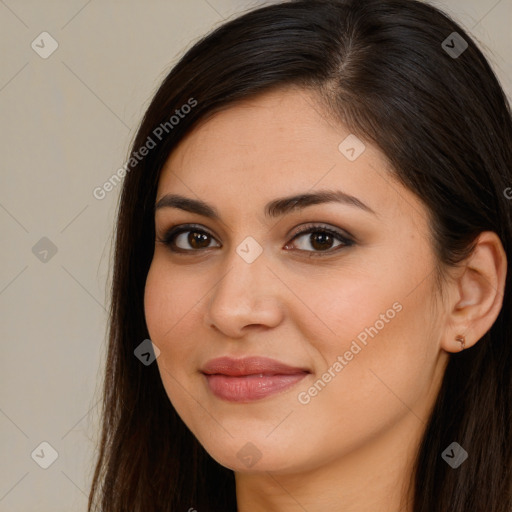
<box><xmin>144</xmin><ymin>85</ymin><xmax>507</xmax><ymax>512</ymax></box>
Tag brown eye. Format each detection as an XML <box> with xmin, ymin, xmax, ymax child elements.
<box><xmin>185</xmin><ymin>230</ymin><xmax>212</xmax><ymax>249</ymax></box>
<box><xmin>159</xmin><ymin>225</ymin><xmax>221</xmax><ymax>252</ymax></box>
<box><xmin>285</xmin><ymin>225</ymin><xmax>354</xmax><ymax>254</ymax></box>
<box><xmin>308</xmin><ymin>232</ymin><xmax>335</xmax><ymax>251</ymax></box>
<box><xmin>158</xmin><ymin>223</ymin><xmax>354</xmax><ymax>256</ymax></box>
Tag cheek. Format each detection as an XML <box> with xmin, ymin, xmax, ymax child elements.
<box><xmin>293</xmin><ymin>258</ymin><xmax>438</xmax><ymax>410</ymax></box>
<box><xmin>143</xmin><ymin>263</ymin><xmax>200</xmax><ymax>426</ymax></box>
<box><xmin>144</xmin><ymin>259</ymin><xmax>196</xmax><ymax>343</ymax></box>
<box><xmin>141</xmin><ymin>243</ymin><xmax>440</xmax><ymax>468</ymax></box>
<box><xmin>144</xmin><ymin>258</ymin><xmax>207</xmax><ymax>384</ymax></box>
<box><xmin>144</xmin><ymin>267</ymin><xmax>168</xmax><ymax>347</ymax></box>
<box><xmin>301</xmin><ymin>279</ymin><xmax>438</xmax><ymax>433</ymax></box>
<box><xmin>144</xmin><ymin>261</ymin><xmax>197</xmax><ymax>391</ymax></box>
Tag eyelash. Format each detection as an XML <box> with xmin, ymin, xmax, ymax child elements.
<box><xmin>156</xmin><ymin>223</ymin><xmax>354</xmax><ymax>257</ymax></box>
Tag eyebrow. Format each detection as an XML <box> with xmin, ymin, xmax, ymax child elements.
<box><xmin>154</xmin><ymin>189</ymin><xmax>376</xmax><ymax>219</ymax></box>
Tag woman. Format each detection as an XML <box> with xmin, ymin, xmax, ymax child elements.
<box><xmin>88</xmin><ymin>1</ymin><xmax>512</xmax><ymax>510</ymax></box>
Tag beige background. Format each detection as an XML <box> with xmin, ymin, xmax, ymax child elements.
<box><xmin>0</xmin><ymin>1</ymin><xmax>510</xmax><ymax>510</ymax></box>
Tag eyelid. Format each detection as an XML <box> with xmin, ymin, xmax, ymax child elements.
<box><xmin>285</xmin><ymin>223</ymin><xmax>354</xmax><ymax>255</ymax></box>
<box><xmin>157</xmin><ymin>222</ymin><xmax>354</xmax><ymax>254</ymax></box>
<box><xmin>288</xmin><ymin>222</ymin><xmax>354</xmax><ymax>243</ymax></box>
<box><xmin>156</xmin><ymin>223</ymin><xmax>221</xmax><ymax>248</ymax></box>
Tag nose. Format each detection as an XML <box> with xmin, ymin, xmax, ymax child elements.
<box><xmin>203</xmin><ymin>244</ymin><xmax>285</xmax><ymax>338</ymax></box>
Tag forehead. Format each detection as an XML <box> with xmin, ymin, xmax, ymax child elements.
<box><xmin>162</xmin><ymin>87</ymin><xmax>355</xmax><ymax>179</ymax></box>
<box><xmin>156</xmin><ymin>87</ymin><xmax>426</xmax><ymax>227</ymax></box>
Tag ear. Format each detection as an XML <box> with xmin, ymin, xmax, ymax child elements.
<box><xmin>441</xmin><ymin>231</ymin><xmax>507</xmax><ymax>353</ymax></box>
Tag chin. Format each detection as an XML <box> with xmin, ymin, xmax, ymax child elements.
<box><xmin>215</xmin><ymin>454</ymin><xmax>292</xmax><ymax>473</ymax></box>
<box><xmin>201</xmin><ymin>438</ymin><xmax>302</xmax><ymax>474</ymax></box>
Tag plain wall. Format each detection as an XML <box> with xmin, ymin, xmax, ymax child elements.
<box><xmin>0</xmin><ymin>0</ymin><xmax>510</xmax><ymax>510</ymax></box>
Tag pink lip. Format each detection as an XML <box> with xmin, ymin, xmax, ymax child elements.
<box><xmin>201</xmin><ymin>356</ymin><xmax>310</xmax><ymax>402</ymax></box>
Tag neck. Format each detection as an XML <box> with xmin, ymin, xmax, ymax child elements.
<box><xmin>235</xmin><ymin>408</ymin><xmax>424</xmax><ymax>512</ymax></box>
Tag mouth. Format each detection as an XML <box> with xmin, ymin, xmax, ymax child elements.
<box><xmin>201</xmin><ymin>356</ymin><xmax>310</xmax><ymax>402</ymax></box>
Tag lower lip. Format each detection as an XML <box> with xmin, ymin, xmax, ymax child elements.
<box><xmin>203</xmin><ymin>373</ymin><xmax>308</xmax><ymax>402</ymax></box>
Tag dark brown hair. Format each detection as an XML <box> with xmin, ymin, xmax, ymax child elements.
<box><xmin>88</xmin><ymin>1</ymin><xmax>512</xmax><ymax>510</ymax></box>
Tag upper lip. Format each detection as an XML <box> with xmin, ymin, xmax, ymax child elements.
<box><xmin>201</xmin><ymin>356</ymin><xmax>310</xmax><ymax>376</ymax></box>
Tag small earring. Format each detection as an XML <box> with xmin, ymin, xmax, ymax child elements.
<box><xmin>455</xmin><ymin>334</ymin><xmax>465</xmax><ymax>351</ymax></box>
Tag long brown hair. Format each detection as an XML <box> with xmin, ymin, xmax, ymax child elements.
<box><xmin>88</xmin><ymin>1</ymin><xmax>512</xmax><ymax>510</ymax></box>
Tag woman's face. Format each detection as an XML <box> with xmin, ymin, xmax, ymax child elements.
<box><xmin>144</xmin><ymin>86</ymin><xmax>450</xmax><ymax>474</ymax></box>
